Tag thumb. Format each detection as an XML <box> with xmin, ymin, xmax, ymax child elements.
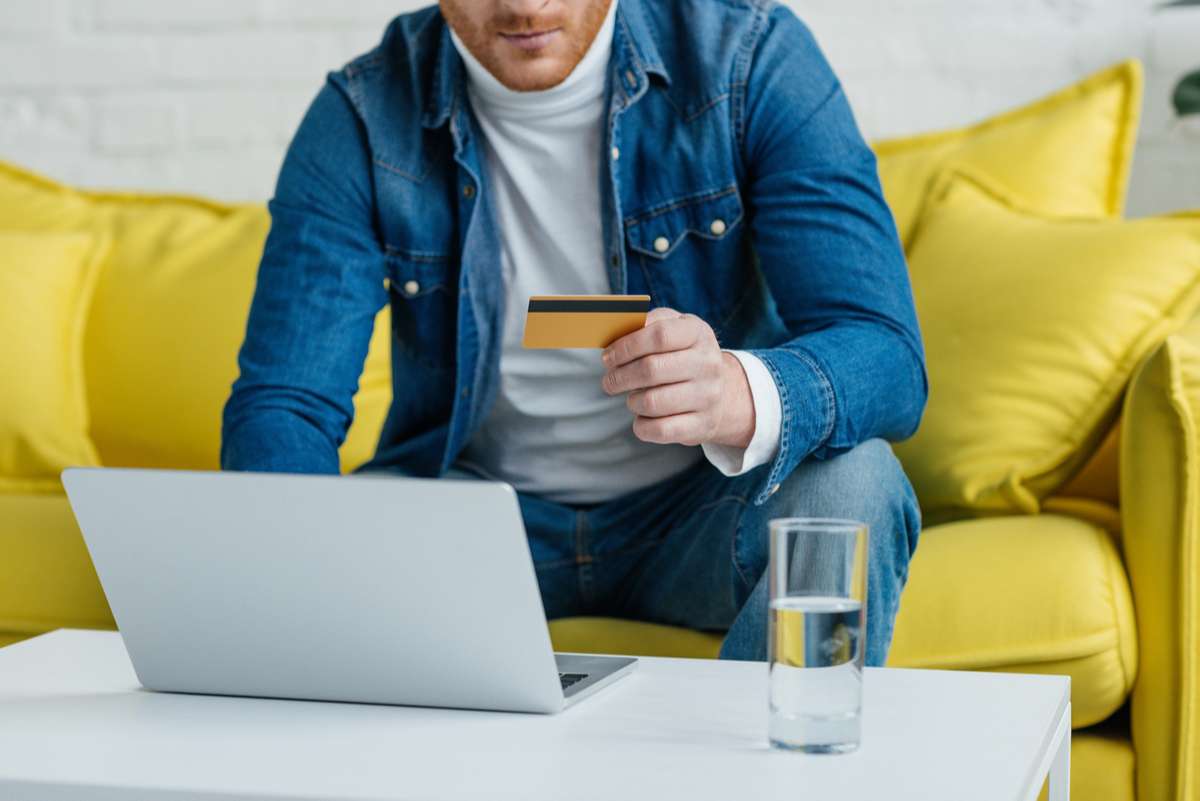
<box><xmin>645</xmin><ymin>306</ymin><xmax>683</xmax><ymax>327</ymax></box>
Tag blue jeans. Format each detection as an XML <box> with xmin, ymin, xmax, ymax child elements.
<box><xmin>457</xmin><ymin>439</ymin><xmax>920</xmax><ymax>667</ymax></box>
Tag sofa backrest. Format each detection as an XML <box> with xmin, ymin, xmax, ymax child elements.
<box><xmin>0</xmin><ymin>161</ymin><xmax>391</xmax><ymax>476</ymax></box>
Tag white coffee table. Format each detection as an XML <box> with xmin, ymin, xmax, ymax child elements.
<box><xmin>0</xmin><ymin>630</ymin><xmax>1069</xmax><ymax>801</ymax></box>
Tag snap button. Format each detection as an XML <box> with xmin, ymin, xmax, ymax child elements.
<box><xmin>462</xmin><ymin>184</ymin><xmax>476</xmax><ymax>199</ymax></box>
<box><xmin>403</xmin><ymin>280</ymin><xmax>420</xmax><ymax>296</ymax></box>
<box><xmin>611</xmin><ymin>146</ymin><xmax>620</xmax><ymax>161</ymax></box>
<box><xmin>710</xmin><ymin>218</ymin><xmax>727</xmax><ymax>236</ymax></box>
<box><xmin>768</xmin><ymin>483</ymin><xmax>780</xmax><ymax>497</ymax></box>
<box><xmin>653</xmin><ymin>236</ymin><xmax>670</xmax><ymax>254</ymax></box>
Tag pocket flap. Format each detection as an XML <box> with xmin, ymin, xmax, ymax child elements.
<box><xmin>386</xmin><ymin>251</ymin><xmax>450</xmax><ymax>298</ymax></box>
<box><xmin>625</xmin><ymin>187</ymin><xmax>744</xmax><ymax>259</ymax></box>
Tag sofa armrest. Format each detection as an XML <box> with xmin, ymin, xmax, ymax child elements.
<box><xmin>1121</xmin><ymin>319</ymin><xmax>1200</xmax><ymax>801</ymax></box>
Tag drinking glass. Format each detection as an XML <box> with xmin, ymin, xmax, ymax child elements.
<box><xmin>767</xmin><ymin>518</ymin><xmax>868</xmax><ymax>753</ymax></box>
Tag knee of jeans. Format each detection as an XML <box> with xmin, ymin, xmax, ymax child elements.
<box><xmin>768</xmin><ymin>439</ymin><xmax>920</xmax><ymax>567</ymax></box>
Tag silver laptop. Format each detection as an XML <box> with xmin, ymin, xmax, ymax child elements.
<box><xmin>61</xmin><ymin>468</ymin><xmax>636</xmax><ymax>714</ymax></box>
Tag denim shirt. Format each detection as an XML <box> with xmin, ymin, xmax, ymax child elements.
<box><xmin>221</xmin><ymin>0</ymin><xmax>927</xmax><ymax>507</ymax></box>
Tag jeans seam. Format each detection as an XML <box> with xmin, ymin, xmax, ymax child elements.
<box><xmin>575</xmin><ymin>510</ymin><xmax>595</xmax><ymax>609</ymax></box>
<box><xmin>723</xmin><ymin>499</ymin><xmax>755</xmax><ymax>591</ymax></box>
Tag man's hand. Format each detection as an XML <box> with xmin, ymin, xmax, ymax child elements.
<box><xmin>601</xmin><ymin>307</ymin><xmax>756</xmax><ymax>449</ymax></box>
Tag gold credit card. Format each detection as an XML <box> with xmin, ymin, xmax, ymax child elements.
<box><xmin>522</xmin><ymin>295</ymin><xmax>651</xmax><ymax>349</ymax></box>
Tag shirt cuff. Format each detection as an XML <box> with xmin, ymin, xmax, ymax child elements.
<box><xmin>701</xmin><ymin>350</ymin><xmax>783</xmax><ymax>477</ymax></box>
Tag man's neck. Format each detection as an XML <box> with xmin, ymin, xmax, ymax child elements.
<box><xmin>449</xmin><ymin>0</ymin><xmax>618</xmax><ymax>117</ymax></box>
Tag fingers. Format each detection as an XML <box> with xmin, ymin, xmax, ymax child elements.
<box><xmin>626</xmin><ymin>379</ymin><xmax>720</xmax><ymax>418</ymax></box>
<box><xmin>644</xmin><ymin>306</ymin><xmax>683</xmax><ymax>326</ymax></box>
<box><xmin>602</xmin><ymin>309</ymin><xmax>699</xmax><ymax>369</ymax></box>
<box><xmin>602</xmin><ymin>349</ymin><xmax>702</xmax><ymax>395</ymax></box>
<box><xmin>632</xmin><ymin>413</ymin><xmax>708</xmax><ymax>447</ymax></box>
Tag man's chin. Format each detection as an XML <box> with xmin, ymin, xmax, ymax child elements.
<box><xmin>489</xmin><ymin>56</ymin><xmax>576</xmax><ymax>93</ymax></box>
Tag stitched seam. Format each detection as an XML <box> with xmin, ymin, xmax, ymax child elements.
<box><xmin>345</xmin><ymin>50</ymin><xmax>384</xmax><ymax>79</ymax></box>
<box><xmin>756</xmin><ymin>353</ymin><xmax>792</xmax><ymax>505</ymax></box>
<box><xmin>384</xmin><ymin>245</ymin><xmax>449</xmax><ymax>263</ymax></box>
<box><xmin>373</xmin><ymin>157</ymin><xmax>425</xmax><ymax>183</ymax></box>
<box><xmin>727</xmin><ymin>498</ymin><xmax>756</xmax><ymax>589</ymax></box>
<box><xmin>619</xmin><ymin>13</ymin><xmax>643</xmax><ymax>74</ymax></box>
<box><xmin>681</xmin><ymin>92</ymin><xmax>731</xmax><ymax>124</ymax></box>
<box><xmin>795</xmin><ymin>348</ymin><xmax>836</xmax><ymax>446</ymax></box>
<box><xmin>658</xmin><ymin>89</ymin><xmax>730</xmax><ymax>122</ymax></box>
<box><xmin>732</xmin><ymin>2</ymin><xmax>770</xmax><ymax>152</ymax></box>
<box><xmin>1166</xmin><ymin>340</ymin><xmax>1200</xmax><ymax>798</ymax></box>
<box><xmin>624</xmin><ymin>184</ymin><xmax>739</xmax><ymax>226</ymax></box>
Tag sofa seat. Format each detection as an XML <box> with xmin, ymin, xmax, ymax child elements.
<box><xmin>3</xmin><ymin>494</ymin><xmax>1137</xmax><ymax>798</ymax></box>
<box><xmin>549</xmin><ymin>511</ymin><xmax>1137</xmax><ymax>730</ymax></box>
<box><xmin>1069</xmin><ymin>732</ymin><xmax>1135</xmax><ymax>801</ymax></box>
<box><xmin>3</xmin><ymin>494</ymin><xmax>1135</xmax><ymax>730</ymax></box>
<box><xmin>0</xmin><ymin>495</ymin><xmax>112</xmax><ymax>648</ymax></box>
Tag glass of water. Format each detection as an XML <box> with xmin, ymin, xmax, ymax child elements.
<box><xmin>768</xmin><ymin>518</ymin><xmax>868</xmax><ymax>753</ymax></box>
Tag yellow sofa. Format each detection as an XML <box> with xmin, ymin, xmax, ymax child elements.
<box><xmin>1</xmin><ymin>60</ymin><xmax>1195</xmax><ymax>801</ymax></box>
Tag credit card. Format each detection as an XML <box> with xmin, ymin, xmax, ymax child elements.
<box><xmin>522</xmin><ymin>295</ymin><xmax>652</xmax><ymax>349</ymax></box>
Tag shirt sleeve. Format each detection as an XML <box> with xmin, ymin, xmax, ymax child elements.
<box><xmin>731</xmin><ymin>5</ymin><xmax>927</xmax><ymax>505</ymax></box>
<box><xmin>221</xmin><ymin>79</ymin><xmax>386</xmax><ymax>475</ymax></box>
<box><xmin>701</xmin><ymin>350</ymin><xmax>783</xmax><ymax>476</ymax></box>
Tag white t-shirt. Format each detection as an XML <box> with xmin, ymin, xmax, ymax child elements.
<box><xmin>452</xmin><ymin>1</ymin><xmax>781</xmax><ymax>504</ymax></box>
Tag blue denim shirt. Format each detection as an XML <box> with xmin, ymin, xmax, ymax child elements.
<box><xmin>221</xmin><ymin>0</ymin><xmax>927</xmax><ymax>507</ymax></box>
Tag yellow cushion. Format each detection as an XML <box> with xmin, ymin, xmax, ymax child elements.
<box><xmin>0</xmin><ymin>161</ymin><xmax>390</xmax><ymax>474</ymax></box>
<box><xmin>0</xmin><ymin>231</ymin><xmax>106</xmax><ymax>493</ymax></box>
<box><xmin>874</xmin><ymin>60</ymin><xmax>1141</xmax><ymax>248</ymax></box>
<box><xmin>894</xmin><ymin>172</ymin><xmax>1200</xmax><ymax>513</ymax></box>
<box><xmin>1037</xmin><ymin>731</ymin><xmax>1135</xmax><ymax>801</ymax></box>
<box><xmin>550</xmin><ymin>617</ymin><xmax>722</xmax><ymax>659</ymax></box>
<box><xmin>1120</xmin><ymin>320</ymin><xmax>1200</xmax><ymax>801</ymax></box>
<box><xmin>890</xmin><ymin>515</ymin><xmax>1136</xmax><ymax>728</ymax></box>
<box><xmin>0</xmin><ymin>494</ymin><xmax>113</xmax><ymax>645</ymax></box>
<box><xmin>552</xmin><ymin>513</ymin><xmax>1136</xmax><ymax>729</ymax></box>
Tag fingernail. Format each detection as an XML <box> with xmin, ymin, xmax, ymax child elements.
<box><xmin>601</xmin><ymin>350</ymin><xmax>612</xmax><ymax>366</ymax></box>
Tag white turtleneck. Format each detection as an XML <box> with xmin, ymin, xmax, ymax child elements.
<box><xmin>452</xmin><ymin>1</ymin><xmax>781</xmax><ymax>504</ymax></box>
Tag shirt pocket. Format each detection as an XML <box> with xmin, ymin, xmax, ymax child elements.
<box><xmin>386</xmin><ymin>252</ymin><xmax>457</xmax><ymax>372</ymax></box>
<box><xmin>625</xmin><ymin>186</ymin><xmax>744</xmax><ymax>260</ymax></box>
<box><xmin>624</xmin><ymin>186</ymin><xmax>746</xmax><ymax>332</ymax></box>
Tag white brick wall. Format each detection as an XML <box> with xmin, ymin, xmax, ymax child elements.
<box><xmin>1</xmin><ymin>0</ymin><xmax>1198</xmax><ymax>216</ymax></box>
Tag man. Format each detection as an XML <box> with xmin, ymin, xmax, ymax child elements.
<box><xmin>222</xmin><ymin>0</ymin><xmax>926</xmax><ymax>666</ymax></box>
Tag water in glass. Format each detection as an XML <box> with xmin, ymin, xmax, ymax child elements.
<box><xmin>768</xmin><ymin>594</ymin><xmax>864</xmax><ymax>752</ymax></box>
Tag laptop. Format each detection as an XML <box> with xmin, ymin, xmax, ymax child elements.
<box><xmin>61</xmin><ymin>468</ymin><xmax>636</xmax><ymax>714</ymax></box>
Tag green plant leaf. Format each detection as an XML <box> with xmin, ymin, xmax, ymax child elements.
<box><xmin>1175</xmin><ymin>70</ymin><xmax>1200</xmax><ymax>117</ymax></box>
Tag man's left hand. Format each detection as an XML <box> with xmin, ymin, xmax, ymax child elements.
<box><xmin>601</xmin><ymin>307</ymin><xmax>756</xmax><ymax>449</ymax></box>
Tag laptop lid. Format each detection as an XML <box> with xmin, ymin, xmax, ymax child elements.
<box><xmin>61</xmin><ymin>468</ymin><xmax>566</xmax><ymax>714</ymax></box>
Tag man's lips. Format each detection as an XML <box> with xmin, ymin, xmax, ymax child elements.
<box><xmin>499</xmin><ymin>28</ymin><xmax>562</xmax><ymax>52</ymax></box>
